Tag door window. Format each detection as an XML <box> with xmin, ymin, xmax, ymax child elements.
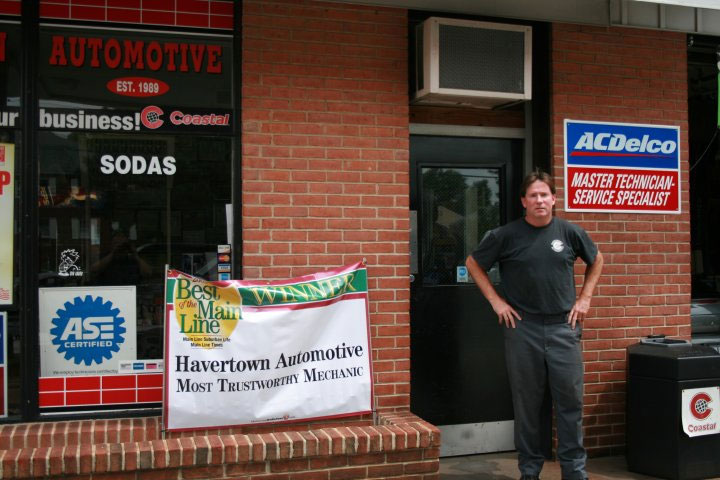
<box><xmin>421</xmin><ymin>167</ymin><xmax>500</xmax><ymax>285</ymax></box>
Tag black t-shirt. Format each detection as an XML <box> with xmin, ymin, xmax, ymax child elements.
<box><xmin>471</xmin><ymin>217</ymin><xmax>598</xmax><ymax>315</ymax></box>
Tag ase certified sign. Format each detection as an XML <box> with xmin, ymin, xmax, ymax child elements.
<box><xmin>564</xmin><ymin>120</ymin><xmax>680</xmax><ymax>214</ymax></box>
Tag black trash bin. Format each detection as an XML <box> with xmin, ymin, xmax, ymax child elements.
<box><xmin>627</xmin><ymin>336</ymin><xmax>720</xmax><ymax>480</ymax></box>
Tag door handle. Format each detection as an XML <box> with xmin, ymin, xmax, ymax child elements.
<box><xmin>409</xmin><ymin>274</ymin><xmax>415</xmax><ymax>283</ymax></box>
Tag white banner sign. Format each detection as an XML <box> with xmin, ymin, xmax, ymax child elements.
<box><xmin>0</xmin><ymin>143</ymin><xmax>14</xmax><ymax>305</ymax></box>
<box><xmin>164</xmin><ymin>263</ymin><xmax>372</xmax><ymax>432</ymax></box>
<box><xmin>682</xmin><ymin>386</ymin><xmax>720</xmax><ymax>437</ymax></box>
<box><xmin>39</xmin><ymin>286</ymin><xmax>137</xmax><ymax>377</ymax></box>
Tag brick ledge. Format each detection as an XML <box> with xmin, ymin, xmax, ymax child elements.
<box><xmin>0</xmin><ymin>412</ymin><xmax>440</xmax><ymax>478</ymax></box>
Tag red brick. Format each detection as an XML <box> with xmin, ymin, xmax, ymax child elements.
<box><xmin>110</xmin><ymin>442</ymin><xmax>123</xmax><ymax>471</ymax></box>
<box><xmin>309</xmin><ymin>455</ymin><xmax>348</xmax><ymax>469</ymax></box>
<box><xmin>329</xmin><ymin>466</ymin><xmax>367</xmax><ymax>480</ymax></box>
<box><xmin>386</xmin><ymin>450</ymin><xmax>423</xmax><ymax>463</ymax></box>
<box><xmin>137</xmin><ymin>469</ymin><xmax>181</xmax><ymax>480</ymax></box>
<box><xmin>49</xmin><ymin>446</ymin><xmax>64</xmax><ymax>476</ymax></box>
<box><xmin>270</xmin><ymin>458</ymin><xmax>311</xmax><ymax>472</ymax></box>
<box><xmin>226</xmin><ymin>462</ymin><xmax>266</xmax><ymax>476</ymax></box>
<box><xmin>348</xmin><ymin>452</ymin><xmax>385</xmax><ymax>465</ymax></box>
<box><xmin>123</xmin><ymin>442</ymin><xmax>139</xmax><ymax>471</ymax></box>
<box><xmin>404</xmin><ymin>461</ymin><xmax>439</xmax><ymax>474</ymax></box>
<box><xmin>94</xmin><ymin>444</ymin><xmax>109</xmax><ymax>472</ymax></box>
<box><xmin>290</xmin><ymin>472</ymin><xmax>329</xmax><ymax>480</ymax></box>
<box><xmin>182</xmin><ymin>465</ymin><xmax>224</xmax><ymax>479</ymax></box>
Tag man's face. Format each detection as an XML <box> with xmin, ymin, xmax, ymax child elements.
<box><xmin>521</xmin><ymin>180</ymin><xmax>555</xmax><ymax>223</ymax></box>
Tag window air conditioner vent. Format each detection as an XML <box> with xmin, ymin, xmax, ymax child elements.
<box><xmin>413</xmin><ymin>17</ymin><xmax>532</xmax><ymax>109</ymax></box>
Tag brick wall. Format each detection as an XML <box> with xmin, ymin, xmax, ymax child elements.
<box><xmin>551</xmin><ymin>24</ymin><xmax>690</xmax><ymax>455</ymax></box>
<box><xmin>242</xmin><ymin>0</ymin><xmax>411</xmax><ymax>412</ymax></box>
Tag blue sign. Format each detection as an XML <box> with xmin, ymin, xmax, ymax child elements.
<box><xmin>566</xmin><ymin>120</ymin><xmax>679</xmax><ymax>170</ymax></box>
<box><xmin>49</xmin><ymin>295</ymin><xmax>126</xmax><ymax>366</ymax></box>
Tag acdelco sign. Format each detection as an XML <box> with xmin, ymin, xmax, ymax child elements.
<box><xmin>140</xmin><ymin>105</ymin><xmax>230</xmax><ymax>130</ymax></box>
<box><xmin>573</xmin><ymin>132</ymin><xmax>677</xmax><ymax>155</ymax></box>
<box><xmin>567</xmin><ymin>120</ymin><xmax>680</xmax><ymax>170</ymax></box>
<box><xmin>564</xmin><ymin>120</ymin><xmax>681</xmax><ymax>214</ymax></box>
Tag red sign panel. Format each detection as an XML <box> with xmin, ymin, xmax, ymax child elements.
<box><xmin>566</xmin><ymin>166</ymin><xmax>679</xmax><ymax>212</ymax></box>
<box><xmin>39</xmin><ymin>373</ymin><xmax>163</xmax><ymax>408</ymax></box>
<box><xmin>107</xmin><ymin>77</ymin><xmax>169</xmax><ymax>97</ymax></box>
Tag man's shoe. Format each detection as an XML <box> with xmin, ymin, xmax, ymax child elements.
<box><xmin>520</xmin><ymin>476</ymin><xmax>540</xmax><ymax>480</ymax></box>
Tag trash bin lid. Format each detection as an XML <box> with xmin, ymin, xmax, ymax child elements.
<box><xmin>627</xmin><ymin>343</ymin><xmax>720</xmax><ymax>380</ymax></box>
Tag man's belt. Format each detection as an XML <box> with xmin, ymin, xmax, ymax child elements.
<box><xmin>518</xmin><ymin>310</ymin><xmax>568</xmax><ymax>324</ymax></box>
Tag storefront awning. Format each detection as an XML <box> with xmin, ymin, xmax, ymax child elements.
<box><xmin>613</xmin><ymin>0</ymin><xmax>720</xmax><ymax>35</ymax></box>
<box><xmin>330</xmin><ymin>0</ymin><xmax>720</xmax><ymax>35</ymax></box>
<box><xmin>632</xmin><ymin>0</ymin><xmax>720</xmax><ymax>9</ymax></box>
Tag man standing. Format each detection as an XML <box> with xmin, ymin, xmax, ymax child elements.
<box><xmin>465</xmin><ymin>169</ymin><xmax>603</xmax><ymax>480</ymax></box>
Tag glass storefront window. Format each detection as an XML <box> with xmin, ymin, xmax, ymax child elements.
<box><xmin>32</xmin><ymin>25</ymin><xmax>235</xmax><ymax>413</ymax></box>
<box><xmin>1</xmin><ymin>21</ymin><xmax>22</xmax><ymax>418</ymax></box>
<box><xmin>38</xmin><ymin>132</ymin><xmax>231</xmax><ymax>364</ymax></box>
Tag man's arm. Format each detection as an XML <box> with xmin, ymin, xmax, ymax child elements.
<box><xmin>465</xmin><ymin>255</ymin><xmax>521</xmax><ymax>328</ymax></box>
<box><xmin>568</xmin><ymin>250</ymin><xmax>604</xmax><ymax>328</ymax></box>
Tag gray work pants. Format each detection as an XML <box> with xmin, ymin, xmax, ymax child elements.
<box><xmin>503</xmin><ymin>315</ymin><xmax>587</xmax><ymax>480</ymax></box>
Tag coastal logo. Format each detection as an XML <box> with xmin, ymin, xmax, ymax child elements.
<box><xmin>173</xmin><ymin>272</ymin><xmax>242</xmax><ymax>349</ymax></box>
<box><xmin>690</xmin><ymin>392</ymin><xmax>713</xmax><ymax>420</ymax></box>
<box><xmin>141</xmin><ymin>105</ymin><xmax>164</xmax><ymax>129</ymax></box>
<box><xmin>141</xmin><ymin>105</ymin><xmax>231</xmax><ymax>130</ymax></box>
<box><xmin>49</xmin><ymin>295</ymin><xmax>126</xmax><ymax>366</ymax></box>
<box><xmin>551</xmin><ymin>240</ymin><xmax>565</xmax><ymax>253</ymax></box>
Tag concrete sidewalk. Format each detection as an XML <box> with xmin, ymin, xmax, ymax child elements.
<box><xmin>439</xmin><ymin>452</ymin><xmax>720</xmax><ymax>480</ymax></box>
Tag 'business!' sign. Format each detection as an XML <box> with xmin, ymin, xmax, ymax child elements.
<box><xmin>564</xmin><ymin>120</ymin><xmax>681</xmax><ymax>214</ymax></box>
<box><xmin>163</xmin><ymin>263</ymin><xmax>373</xmax><ymax>432</ymax></box>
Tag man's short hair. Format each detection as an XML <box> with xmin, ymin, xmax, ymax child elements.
<box><xmin>520</xmin><ymin>168</ymin><xmax>556</xmax><ymax>196</ymax></box>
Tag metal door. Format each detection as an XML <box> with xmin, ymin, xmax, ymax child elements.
<box><xmin>409</xmin><ymin>134</ymin><xmax>521</xmax><ymax>456</ymax></box>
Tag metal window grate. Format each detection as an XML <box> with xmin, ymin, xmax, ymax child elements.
<box><xmin>438</xmin><ymin>24</ymin><xmax>525</xmax><ymax>93</ymax></box>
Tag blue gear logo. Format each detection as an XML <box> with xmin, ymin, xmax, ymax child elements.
<box><xmin>50</xmin><ymin>295</ymin><xmax>127</xmax><ymax>366</ymax></box>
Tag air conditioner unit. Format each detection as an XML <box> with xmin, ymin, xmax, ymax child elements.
<box><xmin>413</xmin><ymin>17</ymin><xmax>532</xmax><ymax>109</ymax></box>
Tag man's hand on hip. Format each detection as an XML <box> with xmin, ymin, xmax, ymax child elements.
<box><xmin>568</xmin><ymin>296</ymin><xmax>591</xmax><ymax>329</ymax></box>
<box><xmin>491</xmin><ymin>299</ymin><xmax>522</xmax><ymax>328</ymax></box>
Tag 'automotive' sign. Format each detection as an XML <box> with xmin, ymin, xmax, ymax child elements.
<box><xmin>564</xmin><ymin>120</ymin><xmax>681</xmax><ymax>214</ymax></box>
